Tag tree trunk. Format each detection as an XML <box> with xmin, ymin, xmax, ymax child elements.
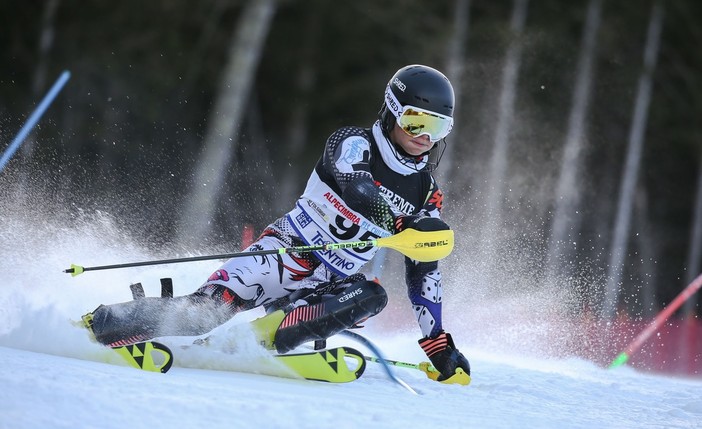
<box><xmin>683</xmin><ymin>152</ymin><xmax>702</xmax><ymax>315</ymax></box>
<box><xmin>602</xmin><ymin>1</ymin><xmax>664</xmax><ymax>319</ymax></box>
<box><xmin>436</xmin><ymin>0</ymin><xmax>471</xmax><ymax>196</ymax></box>
<box><xmin>480</xmin><ymin>0</ymin><xmax>528</xmax><ymax>252</ymax></box>
<box><xmin>20</xmin><ymin>0</ymin><xmax>60</xmax><ymax>161</ymax></box>
<box><xmin>177</xmin><ymin>0</ymin><xmax>277</xmax><ymax>246</ymax></box>
<box><xmin>277</xmin><ymin>7</ymin><xmax>322</xmax><ymax>215</ymax></box>
<box><xmin>545</xmin><ymin>0</ymin><xmax>602</xmax><ymax>284</ymax></box>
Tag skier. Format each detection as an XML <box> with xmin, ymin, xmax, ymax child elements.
<box><xmin>83</xmin><ymin>64</ymin><xmax>471</xmax><ymax>382</ymax></box>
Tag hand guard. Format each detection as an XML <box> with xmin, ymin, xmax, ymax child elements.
<box><xmin>394</xmin><ymin>215</ymin><xmax>449</xmax><ymax>234</ymax></box>
<box><xmin>418</xmin><ymin>331</ymin><xmax>471</xmax><ymax>385</ymax></box>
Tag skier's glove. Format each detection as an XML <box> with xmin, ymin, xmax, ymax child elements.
<box><xmin>394</xmin><ymin>215</ymin><xmax>449</xmax><ymax>234</ymax></box>
<box><xmin>418</xmin><ymin>331</ymin><xmax>471</xmax><ymax>385</ymax></box>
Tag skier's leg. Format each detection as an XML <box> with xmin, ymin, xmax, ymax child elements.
<box><xmin>85</xmin><ymin>233</ymin><xmax>319</xmax><ymax>347</ymax></box>
<box><xmin>272</xmin><ymin>276</ymin><xmax>388</xmax><ymax>353</ymax></box>
<box><xmin>84</xmin><ymin>284</ymin><xmax>246</xmax><ymax>346</ymax></box>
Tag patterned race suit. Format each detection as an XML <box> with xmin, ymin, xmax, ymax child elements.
<box><xmin>200</xmin><ymin>120</ymin><xmax>447</xmax><ymax>338</ymax></box>
<box><xmin>88</xmin><ymin>120</ymin><xmax>448</xmax><ymax>347</ymax></box>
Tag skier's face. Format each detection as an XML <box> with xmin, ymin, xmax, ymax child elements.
<box><xmin>390</xmin><ymin>123</ymin><xmax>434</xmax><ymax>156</ymax></box>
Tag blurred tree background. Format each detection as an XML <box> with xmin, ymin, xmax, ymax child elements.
<box><xmin>1</xmin><ymin>0</ymin><xmax>701</xmax><ymax>320</ymax></box>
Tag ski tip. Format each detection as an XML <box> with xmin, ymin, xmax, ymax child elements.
<box><xmin>149</xmin><ymin>342</ymin><xmax>174</xmax><ymax>373</ymax></box>
<box><xmin>276</xmin><ymin>346</ymin><xmax>366</xmax><ymax>383</ymax></box>
<box><xmin>112</xmin><ymin>341</ymin><xmax>174</xmax><ymax>373</ymax></box>
<box><xmin>341</xmin><ymin>347</ymin><xmax>367</xmax><ymax>380</ymax></box>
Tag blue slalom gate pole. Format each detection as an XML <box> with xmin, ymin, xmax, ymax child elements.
<box><xmin>0</xmin><ymin>70</ymin><xmax>71</xmax><ymax>173</ymax></box>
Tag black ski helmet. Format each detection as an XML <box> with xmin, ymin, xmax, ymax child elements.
<box><xmin>379</xmin><ymin>64</ymin><xmax>455</xmax><ymax>171</ymax></box>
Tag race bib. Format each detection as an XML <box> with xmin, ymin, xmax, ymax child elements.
<box><xmin>287</xmin><ymin>173</ymin><xmax>391</xmax><ymax>276</ymax></box>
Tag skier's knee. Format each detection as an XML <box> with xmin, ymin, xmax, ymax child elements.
<box><xmin>194</xmin><ymin>283</ymin><xmax>255</xmax><ymax>313</ymax></box>
<box><xmin>272</xmin><ymin>280</ymin><xmax>388</xmax><ymax>353</ymax></box>
<box><xmin>341</xmin><ymin>280</ymin><xmax>388</xmax><ymax>316</ymax></box>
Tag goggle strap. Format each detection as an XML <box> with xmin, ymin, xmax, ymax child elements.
<box><xmin>384</xmin><ymin>86</ymin><xmax>404</xmax><ymax>121</ymax></box>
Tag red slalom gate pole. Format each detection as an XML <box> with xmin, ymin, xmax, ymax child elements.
<box><xmin>609</xmin><ymin>272</ymin><xmax>702</xmax><ymax>368</ymax></box>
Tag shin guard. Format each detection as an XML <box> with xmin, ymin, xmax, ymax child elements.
<box><xmin>273</xmin><ymin>280</ymin><xmax>388</xmax><ymax>354</ymax></box>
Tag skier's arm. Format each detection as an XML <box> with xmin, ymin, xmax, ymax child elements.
<box><xmin>406</xmin><ymin>243</ymin><xmax>470</xmax><ymax>380</ymax></box>
<box><xmin>322</xmin><ymin>129</ymin><xmax>398</xmax><ymax>229</ymax></box>
<box><xmin>399</xmin><ymin>185</ymin><xmax>471</xmax><ymax>381</ymax></box>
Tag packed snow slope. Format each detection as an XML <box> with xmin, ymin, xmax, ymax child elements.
<box><xmin>2</xmin><ymin>329</ymin><xmax>702</xmax><ymax>429</ymax></box>
<box><xmin>1</xmin><ymin>190</ymin><xmax>701</xmax><ymax>429</ymax></box>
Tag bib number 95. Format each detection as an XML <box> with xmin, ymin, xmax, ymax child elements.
<box><xmin>328</xmin><ymin>215</ymin><xmax>380</xmax><ymax>253</ymax></box>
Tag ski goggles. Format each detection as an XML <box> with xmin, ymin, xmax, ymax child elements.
<box><xmin>385</xmin><ymin>87</ymin><xmax>454</xmax><ymax>142</ymax></box>
<box><xmin>397</xmin><ymin>106</ymin><xmax>453</xmax><ymax>142</ymax></box>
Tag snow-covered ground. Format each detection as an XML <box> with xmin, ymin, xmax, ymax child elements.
<box><xmin>2</xmin><ymin>324</ymin><xmax>702</xmax><ymax>429</ymax></box>
<box><xmin>2</xmin><ymin>197</ymin><xmax>702</xmax><ymax>429</ymax></box>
